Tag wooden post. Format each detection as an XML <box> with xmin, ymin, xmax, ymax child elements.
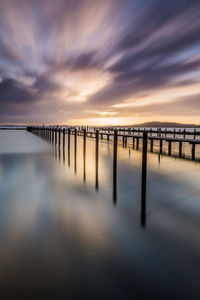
<box><xmin>141</xmin><ymin>131</ymin><xmax>147</xmax><ymax>227</ymax></box>
<box><xmin>55</xmin><ymin>128</ymin><xmax>57</xmax><ymax>145</ymax></box>
<box><xmin>160</xmin><ymin>139</ymin><xmax>163</xmax><ymax>154</ymax></box>
<box><xmin>136</xmin><ymin>137</ymin><xmax>139</xmax><ymax>150</ymax></box>
<box><xmin>179</xmin><ymin>141</ymin><xmax>182</xmax><ymax>158</ymax></box>
<box><xmin>96</xmin><ymin>129</ymin><xmax>99</xmax><ymax>190</ymax></box>
<box><xmin>165</xmin><ymin>128</ymin><xmax>167</xmax><ymax>137</ymax></box>
<box><xmin>192</xmin><ymin>143</ymin><xmax>195</xmax><ymax>160</ymax></box>
<box><xmin>107</xmin><ymin>134</ymin><xmax>109</xmax><ymax>141</ymax></box>
<box><xmin>59</xmin><ymin>128</ymin><xmax>61</xmax><ymax>148</ymax></box>
<box><xmin>133</xmin><ymin>137</ymin><xmax>135</xmax><ymax>149</ymax></box>
<box><xmin>74</xmin><ymin>128</ymin><xmax>77</xmax><ymax>173</ymax></box>
<box><xmin>52</xmin><ymin>128</ymin><xmax>54</xmax><ymax>144</ymax></box>
<box><xmin>68</xmin><ymin>128</ymin><xmax>70</xmax><ymax>167</ymax></box>
<box><xmin>150</xmin><ymin>139</ymin><xmax>153</xmax><ymax>152</ymax></box>
<box><xmin>183</xmin><ymin>129</ymin><xmax>186</xmax><ymax>139</ymax></box>
<box><xmin>113</xmin><ymin>129</ymin><xmax>118</xmax><ymax>204</ymax></box>
<box><xmin>194</xmin><ymin>129</ymin><xmax>196</xmax><ymax>140</ymax></box>
<box><xmin>168</xmin><ymin>141</ymin><xmax>172</xmax><ymax>156</ymax></box>
<box><xmin>174</xmin><ymin>128</ymin><xmax>176</xmax><ymax>138</ymax></box>
<box><xmin>83</xmin><ymin>129</ymin><xmax>86</xmax><ymax>182</ymax></box>
<box><xmin>63</xmin><ymin>128</ymin><xmax>65</xmax><ymax>148</ymax></box>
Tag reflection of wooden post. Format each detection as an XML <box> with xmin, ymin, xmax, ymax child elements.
<box><xmin>63</xmin><ymin>128</ymin><xmax>65</xmax><ymax>148</ymax></box>
<box><xmin>141</xmin><ymin>131</ymin><xmax>147</xmax><ymax>227</ymax></box>
<box><xmin>68</xmin><ymin>128</ymin><xmax>70</xmax><ymax>167</ymax></box>
<box><xmin>83</xmin><ymin>129</ymin><xmax>86</xmax><ymax>182</ymax></box>
<box><xmin>113</xmin><ymin>130</ymin><xmax>118</xmax><ymax>204</ymax></box>
<box><xmin>96</xmin><ymin>130</ymin><xmax>99</xmax><ymax>190</ymax></box>
<box><xmin>74</xmin><ymin>128</ymin><xmax>77</xmax><ymax>173</ymax></box>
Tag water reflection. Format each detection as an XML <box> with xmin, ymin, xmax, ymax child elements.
<box><xmin>2</xmin><ymin>130</ymin><xmax>200</xmax><ymax>299</ymax></box>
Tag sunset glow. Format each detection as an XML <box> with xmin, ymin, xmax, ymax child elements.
<box><xmin>0</xmin><ymin>0</ymin><xmax>200</xmax><ymax>125</ymax></box>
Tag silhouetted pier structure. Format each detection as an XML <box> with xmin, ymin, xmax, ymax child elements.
<box><xmin>27</xmin><ymin>126</ymin><xmax>200</xmax><ymax>162</ymax></box>
<box><xmin>25</xmin><ymin>125</ymin><xmax>200</xmax><ymax>227</ymax></box>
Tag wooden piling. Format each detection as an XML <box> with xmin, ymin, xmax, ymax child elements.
<box><xmin>63</xmin><ymin>128</ymin><xmax>65</xmax><ymax>148</ymax></box>
<box><xmin>150</xmin><ymin>139</ymin><xmax>153</xmax><ymax>152</ymax></box>
<box><xmin>179</xmin><ymin>141</ymin><xmax>182</xmax><ymax>158</ymax></box>
<box><xmin>96</xmin><ymin>129</ymin><xmax>99</xmax><ymax>190</ymax></box>
<box><xmin>68</xmin><ymin>128</ymin><xmax>71</xmax><ymax>167</ymax></box>
<box><xmin>141</xmin><ymin>131</ymin><xmax>147</xmax><ymax>227</ymax></box>
<box><xmin>168</xmin><ymin>141</ymin><xmax>172</xmax><ymax>156</ymax></box>
<box><xmin>59</xmin><ymin>128</ymin><xmax>61</xmax><ymax>148</ymax></box>
<box><xmin>136</xmin><ymin>137</ymin><xmax>139</xmax><ymax>150</ymax></box>
<box><xmin>192</xmin><ymin>143</ymin><xmax>195</xmax><ymax>160</ymax></box>
<box><xmin>74</xmin><ymin>128</ymin><xmax>77</xmax><ymax>173</ymax></box>
<box><xmin>113</xmin><ymin>129</ymin><xmax>118</xmax><ymax>204</ymax></box>
<box><xmin>160</xmin><ymin>139</ymin><xmax>163</xmax><ymax>154</ymax></box>
<box><xmin>83</xmin><ymin>129</ymin><xmax>86</xmax><ymax>182</ymax></box>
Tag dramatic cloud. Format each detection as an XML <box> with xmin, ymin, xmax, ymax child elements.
<box><xmin>0</xmin><ymin>0</ymin><xmax>200</xmax><ymax>124</ymax></box>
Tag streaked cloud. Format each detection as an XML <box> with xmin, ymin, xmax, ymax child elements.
<box><xmin>0</xmin><ymin>0</ymin><xmax>200</xmax><ymax>124</ymax></box>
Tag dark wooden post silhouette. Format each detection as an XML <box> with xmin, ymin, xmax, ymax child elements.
<box><xmin>179</xmin><ymin>141</ymin><xmax>182</xmax><ymax>158</ymax></box>
<box><xmin>192</xmin><ymin>143</ymin><xmax>195</xmax><ymax>160</ymax></box>
<box><xmin>113</xmin><ymin>129</ymin><xmax>118</xmax><ymax>204</ymax></box>
<box><xmin>68</xmin><ymin>128</ymin><xmax>70</xmax><ymax>167</ymax></box>
<box><xmin>96</xmin><ymin>129</ymin><xmax>99</xmax><ymax>190</ymax></box>
<box><xmin>160</xmin><ymin>139</ymin><xmax>163</xmax><ymax>154</ymax></box>
<box><xmin>59</xmin><ymin>128</ymin><xmax>61</xmax><ymax>148</ymax></box>
<box><xmin>83</xmin><ymin>129</ymin><xmax>86</xmax><ymax>182</ymax></box>
<box><xmin>141</xmin><ymin>131</ymin><xmax>147</xmax><ymax>227</ymax></box>
<box><xmin>74</xmin><ymin>128</ymin><xmax>77</xmax><ymax>173</ymax></box>
<box><xmin>55</xmin><ymin>128</ymin><xmax>57</xmax><ymax>145</ymax></box>
<box><xmin>63</xmin><ymin>128</ymin><xmax>65</xmax><ymax>148</ymax></box>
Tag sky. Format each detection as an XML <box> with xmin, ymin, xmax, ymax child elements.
<box><xmin>0</xmin><ymin>0</ymin><xmax>200</xmax><ymax>125</ymax></box>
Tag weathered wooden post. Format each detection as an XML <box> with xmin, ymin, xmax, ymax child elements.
<box><xmin>192</xmin><ymin>143</ymin><xmax>196</xmax><ymax>160</ymax></box>
<box><xmin>68</xmin><ymin>128</ymin><xmax>71</xmax><ymax>167</ymax></box>
<box><xmin>183</xmin><ymin>129</ymin><xmax>186</xmax><ymax>139</ymax></box>
<box><xmin>83</xmin><ymin>129</ymin><xmax>86</xmax><ymax>182</ymax></box>
<box><xmin>136</xmin><ymin>137</ymin><xmax>139</xmax><ymax>150</ymax></box>
<box><xmin>63</xmin><ymin>128</ymin><xmax>65</xmax><ymax>148</ymax></box>
<box><xmin>165</xmin><ymin>128</ymin><xmax>167</xmax><ymax>137</ymax></box>
<box><xmin>194</xmin><ymin>129</ymin><xmax>196</xmax><ymax>140</ymax></box>
<box><xmin>168</xmin><ymin>141</ymin><xmax>172</xmax><ymax>156</ymax></box>
<box><xmin>59</xmin><ymin>128</ymin><xmax>61</xmax><ymax>148</ymax></box>
<box><xmin>113</xmin><ymin>129</ymin><xmax>118</xmax><ymax>204</ymax></box>
<box><xmin>141</xmin><ymin>131</ymin><xmax>147</xmax><ymax>227</ymax></box>
<box><xmin>160</xmin><ymin>139</ymin><xmax>163</xmax><ymax>154</ymax></box>
<box><xmin>74</xmin><ymin>128</ymin><xmax>77</xmax><ymax>173</ymax></box>
<box><xmin>179</xmin><ymin>141</ymin><xmax>182</xmax><ymax>158</ymax></box>
<box><xmin>95</xmin><ymin>129</ymin><xmax>99</xmax><ymax>190</ymax></box>
<box><xmin>133</xmin><ymin>137</ymin><xmax>135</xmax><ymax>149</ymax></box>
<box><xmin>52</xmin><ymin>128</ymin><xmax>54</xmax><ymax>144</ymax></box>
<box><xmin>107</xmin><ymin>134</ymin><xmax>109</xmax><ymax>142</ymax></box>
<box><xmin>174</xmin><ymin>128</ymin><xmax>176</xmax><ymax>138</ymax></box>
<box><xmin>55</xmin><ymin>128</ymin><xmax>57</xmax><ymax>145</ymax></box>
<box><xmin>150</xmin><ymin>139</ymin><xmax>154</xmax><ymax>152</ymax></box>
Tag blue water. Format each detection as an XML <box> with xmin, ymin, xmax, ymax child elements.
<box><xmin>0</xmin><ymin>130</ymin><xmax>200</xmax><ymax>299</ymax></box>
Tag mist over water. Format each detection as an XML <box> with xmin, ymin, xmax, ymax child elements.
<box><xmin>1</xmin><ymin>130</ymin><xmax>200</xmax><ymax>299</ymax></box>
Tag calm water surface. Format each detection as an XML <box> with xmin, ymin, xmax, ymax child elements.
<box><xmin>0</xmin><ymin>130</ymin><xmax>200</xmax><ymax>299</ymax></box>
